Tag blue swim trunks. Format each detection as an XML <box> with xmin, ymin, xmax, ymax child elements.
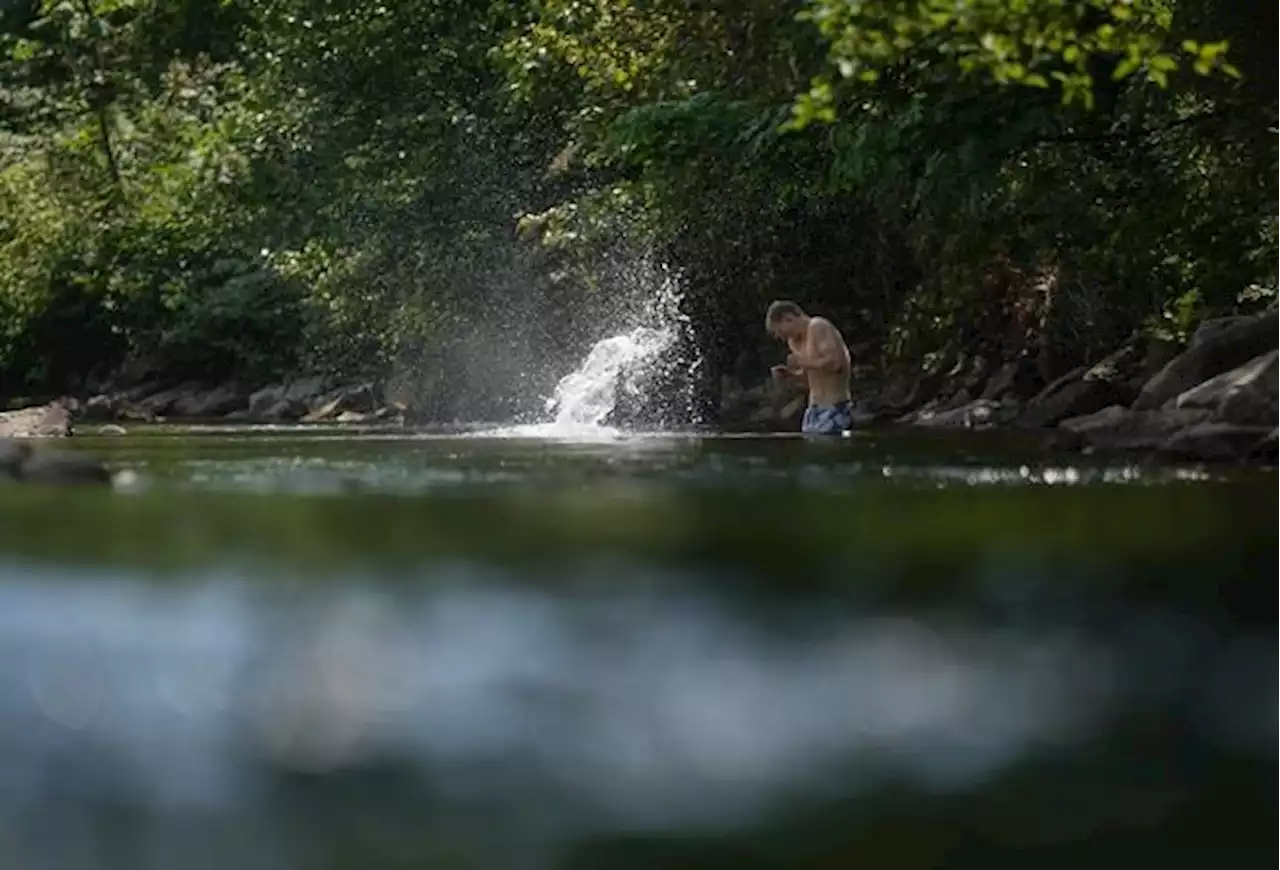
<box><xmin>801</xmin><ymin>401</ymin><xmax>853</xmax><ymax>436</ymax></box>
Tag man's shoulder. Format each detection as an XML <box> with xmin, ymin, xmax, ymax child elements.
<box><xmin>808</xmin><ymin>316</ymin><xmax>840</xmax><ymax>335</ymax></box>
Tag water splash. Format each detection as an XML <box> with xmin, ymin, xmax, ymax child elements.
<box><xmin>545</xmin><ymin>326</ymin><xmax>676</xmax><ymax>426</ymax></box>
<box><xmin>485</xmin><ymin>259</ymin><xmax>699</xmax><ymax>439</ymax></box>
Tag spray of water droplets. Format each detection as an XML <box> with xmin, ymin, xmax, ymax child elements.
<box><xmin>487</xmin><ymin>257</ymin><xmax>701</xmax><ymax>438</ymax></box>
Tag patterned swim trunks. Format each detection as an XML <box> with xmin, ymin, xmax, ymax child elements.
<box><xmin>801</xmin><ymin>401</ymin><xmax>853</xmax><ymax>436</ymax></box>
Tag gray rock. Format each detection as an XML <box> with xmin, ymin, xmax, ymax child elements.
<box><xmin>0</xmin><ymin>438</ymin><xmax>110</xmax><ymax>485</ymax></box>
<box><xmin>1016</xmin><ymin>374</ymin><xmax>1131</xmax><ymax>429</ymax></box>
<box><xmin>980</xmin><ymin>357</ymin><xmax>1042</xmax><ymax>402</ymax></box>
<box><xmin>135</xmin><ymin>383</ymin><xmax>200</xmax><ymax>417</ymax></box>
<box><xmin>1061</xmin><ymin>407</ymin><xmax>1213</xmax><ymax>452</ymax></box>
<box><xmin>301</xmin><ymin>383</ymin><xmax>383</xmax><ymax>424</ymax></box>
<box><xmin>909</xmin><ymin>399</ymin><xmax>1006</xmax><ymax>429</ymax></box>
<box><xmin>1133</xmin><ymin>310</ymin><xmax>1278</xmax><ymax>410</ymax></box>
<box><xmin>81</xmin><ymin>393</ymin><xmax>121</xmax><ymax>421</ymax></box>
<box><xmin>1191</xmin><ymin>315</ymin><xmax>1254</xmax><ymax>350</ymax></box>
<box><xmin>1170</xmin><ymin>350</ymin><xmax>1277</xmax><ymax>427</ymax></box>
<box><xmin>1060</xmin><ymin>405</ymin><xmax>1129</xmax><ymax>434</ymax></box>
<box><xmin>0</xmin><ymin>403</ymin><xmax>73</xmax><ymax>437</ymax></box>
<box><xmin>1016</xmin><ymin>342</ymin><xmax>1145</xmax><ymax>430</ymax></box>
<box><xmin>248</xmin><ymin>376</ymin><xmax>333</xmax><ymax>421</ymax></box>
<box><xmin>170</xmin><ymin>383</ymin><xmax>249</xmax><ymax>418</ymax></box>
<box><xmin>1158</xmin><ymin>422</ymin><xmax>1275</xmax><ymax>462</ymax></box>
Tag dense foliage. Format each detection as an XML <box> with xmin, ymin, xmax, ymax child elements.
<box><xmin>1</xmin><ymin>0</ymin><xmax>1274</xmax><ymax>413</ymax></box>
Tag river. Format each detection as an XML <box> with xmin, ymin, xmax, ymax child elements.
<box><xmin>0</xmin><ymin>419</ymin><xmax>1274</xmax><ymax>870</ymax></box>
<box><xmin>2</xmin><ymin>305</ymin><xmax>1276</xmax><ymax>870</ymax></box>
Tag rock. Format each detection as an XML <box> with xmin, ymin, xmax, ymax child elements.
<box><xmin>135</xmin><ymin>383</ymin><xmax>200</xmax><ymax>418</ymax></box>
<box><xmin>81</xmin><ymin>393</ymin><xmax>122</xmax><ymax>421</ymax></box>
<box><xmin>981</xmin><ymin>357</ymin><xmax>1042</xmax><ymax>402</ymax></box>
<box><xmin>887</xmin><ymin>349</ymin><xmax>957</xmax><ymax>412</ymax></box>
<box><xmin>1061</xmin><ymin>407</ymin><xmax>1213</xmax><ymax>452</ymax></box>
<box><xmin>960</xmin><ymin>355</ymin><xmax>993</xmax><ymax>396</ymax></box>
<box><xmin>1041</xmin><ymin>428</ymin><xmax>1086</xmax><ymax>453</ymax></box>
<box><xmin>909</xmin><ymin>399</ymin><xmax>1007</xmax><ymax>429</ymax></box>
<box><xmin>1015</xmin><ymin>373</ymin><xmax>1132</xmax><ymax>430</ymax></box>
<box><xmin>248</xmin><ymin>376</ymin><xmax>332</xmax><ymax>421</ymax></box>
<box><xmin>0</xmin><ymin>438</ymin><xmax>111</xmax><ymax>485</ymax></box>
<box><xmin>1249</xmin><ymin>428</ymin><xmax>1278</xmax><ymax>461</ymax></box>
<box><xmin>170</xmin><ymin>383</ymin><xmax>249</xmax><ymax>418</ymax></box>
<box><xmin>779</xmin><ymin>395</ymin><xmax>806</xmax><ymax>429</ymax></box>
<box><xmin>374</xmin><ymin>404</ymin><xmax>407</xmax><ymax>423</ymax></box>
<box><xmin>301</xmin><ymin>383</ymin><xmax>378</xmax><ymax>423</ymax></box>
<box><xmin>1158</xmin><ymin>422</ymin><xmax>1276</xmax><ymax>462</ymax></box>
<box><xmin>334</xmin><ymin>410</ymin><xmax>370</xmax><ymax>424</ymax></box>
<box><xmin>1060</xmin><ymin>405</ymin><xmax>1129</xmax><ymax>434</ymax></box>
<box><xmin>1170</xmin><ymin>350</ymin><xmax>1277</xmax><ymax>427</ymax></box>
<box><xmin>1191</xmin><ymin>315</ymin><xmax>1254</xmax><ymax>350</ymax></box>
<box><xmin>0</xmin><ymin>402</ymin><xmax>74</xmax><ymax>437</ymax></box>
<box><xmin>1133</xmin><ymin>309</ymin><xmax>1278</xmax><ymax>410</ymax></box>
<box><xmin>1016</xmin><ymin>342</ymin><xmax>1143</xmax><ymax>429</ymax></box>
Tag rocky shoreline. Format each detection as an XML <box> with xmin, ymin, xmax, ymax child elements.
<box><xmin>2</xmin><ymin>309</ymin><xmax>1276</xmax><ymax>481</ymax></box>
<box><xmin>720</xmin><ymin>308</ymin><xmax>1277</xmax><ymax>464</ymax></box>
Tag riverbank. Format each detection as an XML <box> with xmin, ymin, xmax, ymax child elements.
<box><xmin>2</xmin><ymin>309</ymin><xmax>1275</xmax><ymax>468</ymax></box>
<box><xmin>719</xmin><ymin>308</ymin><xmax>1277</xmax><ymax>465</ymax></box>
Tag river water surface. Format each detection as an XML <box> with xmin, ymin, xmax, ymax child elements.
<box><xmin>0</xmin><ymin>423</ymin><xmax>1274</xmax><ymax>870</ymax></box>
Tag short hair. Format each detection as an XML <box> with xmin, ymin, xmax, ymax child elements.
<box><xmin>765</xmin><ymin>300</ymin><xmax>804</xmax><ymax>326</ymax></box>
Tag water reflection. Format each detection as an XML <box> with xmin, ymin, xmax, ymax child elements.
<box><xmin>0</xmin><ymin>562</ymin><xmax>1272</xmax><ymax>869</ymax></box>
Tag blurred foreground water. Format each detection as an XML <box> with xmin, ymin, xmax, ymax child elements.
<box><xmin>0</xmin><ymin>427</ymin><xmax>1275</xmax><ymax>870</ymax></box>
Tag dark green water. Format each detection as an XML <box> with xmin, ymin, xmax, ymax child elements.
<box><xmin>0</xmin><ymin>425</ymin><xmax>1275</xmax><ymax>870</ymax></box>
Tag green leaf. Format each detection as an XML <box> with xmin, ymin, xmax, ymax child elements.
<box><xmin>1113</xmin><ymin>56</ymin><xmax>1140</xmax><ymax>80</ymax></box>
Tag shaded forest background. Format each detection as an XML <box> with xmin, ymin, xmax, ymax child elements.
<box><xmin>1</xmin><ymin>0</ymin><xmax>1275</xmax><ymax>420</ymax></box>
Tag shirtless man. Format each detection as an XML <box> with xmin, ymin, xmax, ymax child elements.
<box><xmin>765</xmin><ymin>300</ymin><xmax>853</xmax><ymax>436</ymax></box>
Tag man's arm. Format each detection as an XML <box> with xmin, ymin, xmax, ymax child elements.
<box><xmin>789</xmin><ymin>319</ymin><xmax>848</xmax><ymax>373</ymax></box>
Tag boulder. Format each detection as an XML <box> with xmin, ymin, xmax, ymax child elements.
<box><xmin>170</xmin><ymin>383</ymin><xmax>250</xmax><ymax>419</ymax></box>
<box><xmin>1170</xmin><ymin>350</ymin><xmax>1277</xmax><ymax>427</ymax></box>
<box><xmin>1158</xmin><ymin>422</ymin><xmax>1276</xmax><ymax>463</ymax></box>
<box><xmin>1060</xmin><ymin>407</ymin><xmax>1213</xmax><ymax>452</ymax></box>
<box><xmin>248</xmin><ymin>376</ymin><xmax>333</xmax><ymax>421</ymax></box>
<box><xmin>81</xmin><ymin>393</ymin><xmax>123</xmax><ymax>421</ymax></box>
<box><xmin>1015</xmin><ymin>341</ymin><xmax>1146</xmax><ymax>429</ymax></box>
<box><xmin>1249</xmin><ymin>428</ymin><xmax>1278</xmax><ymax>462</ymax></box>
<box><xmin>886</xmin><ymin>349</ymin><xmax>957</xmax><ymax>413</ymax></box>
<box><xmin>1059</xmin><ymin>405</ymin><xmax>1129</xmax><ymax>434</ymax></box>
<box><xmin>1</xmin><ymin>438</ymin><xmax>111</xmax><ymax>485</ymax></box>
<box><xmin>1015</xmin><ymin>372</ymin><xmax>1131</xmax><ymax>430</ymax></box>
<box><xmin>301</xmin><ymin>383</ymin><xmax>378</xmax><ymax>423</ymax></box>
<box><xmin>909</xmin><ymin>398</ymin><xmax>1008</xmax><ymax>429</ymax></box>
<box><xmin>134</xmin><ymin>383</ymin><xmax>201</xmax><ymax>418</ymax></box>
<box><xmin>0</xmin><ymin>402</ymin><xmax>74</xmax><ymax>437</ymax></box>
<box><xmin>980</xmin><ymin>356</ymin><xmax>1042</xmax><ymax>402</ymax></box>
<box><xmin>1191</xmin><ymin>315</ymin><xmax>1254</xmax><ymax>350</ymax></box>
<box><xmin>960</xmin><ymin>355</ymin><xmax>993</xmax><ymax>396</ymax></box>
<box><xmin>1133</xmin><ymin>310</ymin><xmax>1278</xmax><ymax>410</ymax></box>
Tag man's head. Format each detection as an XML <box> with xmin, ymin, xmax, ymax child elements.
<box><xmin>765</xmin><ymin>300</ymin><xmax>807</xmax><ymax>341</ymax></box>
